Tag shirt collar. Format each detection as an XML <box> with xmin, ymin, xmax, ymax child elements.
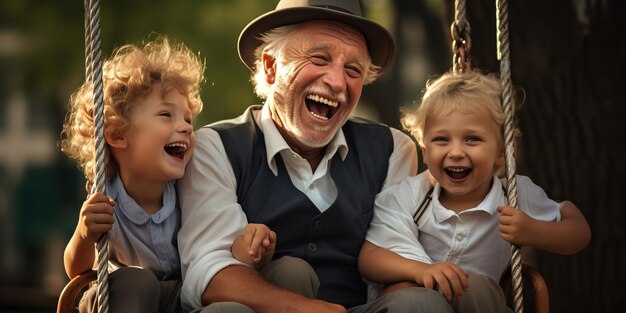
<box><xmin>106</xmin><ymin>174</ymin><xmax>177</xmax><ymax>225</ymax></box>
<box><xmin>431</xmin><ymin>175</ymin><xmax>503</xmax><ymax>223</ymax></box>
<box><xmin>258</xmin><ymin>103</ymin><xmax>349</xmax><ymax>176</ymax></box>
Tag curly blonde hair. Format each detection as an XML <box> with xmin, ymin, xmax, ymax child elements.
<box><xmin>60</xmin><ymin>36</ymin><xmax>204</xmax><ymax>190</ymax></box>
<box><xmin>401</xmin><ymin>70</ymin><xmax>519</xmax><ymax>148</ymax></box>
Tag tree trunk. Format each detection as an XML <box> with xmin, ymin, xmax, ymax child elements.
<box><xmin>369</xmin><ymin>0</ymin><xmax>625</xmax><ymax>311</ymax></box>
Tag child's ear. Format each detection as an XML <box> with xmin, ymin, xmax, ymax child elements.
<box><xmin>105</xmin><ymin>127</ymin><xmax>127</xmax><ymax>149</ymax></box>
<box><xmin>494</xmin><ymin>146</ymin><xmax>505</xmax><ymax>171</ymax></box>
<box><xmin>420</xmin><ymin>146</ymin><xmax>428</xmax><ymax>165</ymax></box>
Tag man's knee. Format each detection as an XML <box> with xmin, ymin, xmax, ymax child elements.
<box><xmin>196</xmin><ymin>302</ymin><xmax>254</xmax><ymax>313</ymax></box>
<box><xmin>456</xmin><ymin>274</ymin><xmax>506</xmax><ymax>313</ymax></box>
<box><xmin>260</xmin><ymin>256</ymin><xmax>319</xmax><ymax>298</ymax></box>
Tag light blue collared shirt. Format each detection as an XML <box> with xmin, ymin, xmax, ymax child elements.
<box><xmin>107</xmin><ymin>174</ymin><xmax>181</xmax><ymax>280</ymax></box>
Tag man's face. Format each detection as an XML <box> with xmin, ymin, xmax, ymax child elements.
<box><xmin>265</xmin><ymin>20</ymin><xmax>370</xmax><ymax>153</ymax></box>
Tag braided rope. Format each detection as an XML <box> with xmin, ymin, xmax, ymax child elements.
<box><xmin>496</xmin><ymin>0</ymin><xmax>524</xmax><ymax>312</ymax></box>
<box><xmin>84</xmin><ymin>0</ymin><xmax>109</xmax><ymax>312</ymax></box>
<box><xmin>451</xmin><ymin>0</ymin><xmax>471</xmax><ymax>74</ymax></box>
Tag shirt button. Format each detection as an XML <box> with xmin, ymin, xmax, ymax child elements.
<box><xmin>307</xmin><ymin>242</ymin><xmax>318</xmax><ymax>253</ymax></box>
<box><xmin>456</xmin><ymin>234</ymin><xmax>464</xmax><ymax>241</ymax></box>
<box><xmin>314</xmin><ymin>220</ymin><xmax>323</xmax><ymax>230</ymax></box>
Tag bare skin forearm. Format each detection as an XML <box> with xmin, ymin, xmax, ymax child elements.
<box><xmin>529</xmin><ymin>201</ymin><xmax>591</xmax><ymax>254</ymax></box>
<box><xmin>64</xmin><ymin>230</ymin><xmax>96</xmax><ymax>278</ymax></box>
<box><xmin>203</xmin><ymin>265</ymin><xmax>320</xmax><ymax>313</ymax></box>
<box><xmin>358</xmin><ymin>241</ymin><xmax>426</xmax><ymax>285</ymax></box>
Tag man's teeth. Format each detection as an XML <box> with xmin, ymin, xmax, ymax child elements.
<box><xmin>306</xmin><ymin>94</ymin><xmax>338</xmax><ymax>108</ymax></box>
<box><xmin>310</xmin><ymin>112</ymin><xmax>329</xmax><ymax>120</ymax></box>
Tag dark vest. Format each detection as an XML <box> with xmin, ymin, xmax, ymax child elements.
<box><xmin>209</xmin><ymin>106</ymin><xmax>393</xmax><ymax>308</ymax></box>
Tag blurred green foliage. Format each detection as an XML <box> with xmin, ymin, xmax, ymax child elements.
<box><xmin>1</xmin><ymin>0</ymin><xmax>277</xmax><ymax>128</ymax></box>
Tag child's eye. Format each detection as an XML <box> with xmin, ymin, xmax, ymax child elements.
<box><xmin>466</xmin><ymin>136</ymin><xmax>481</xmax><ymax>143</ymax></box>
<box><xmin>159</xmin><ymin>111</ymin><xmax>171</xmax><ymax>117</ymax></box>
<box><xmin>432</xmin><ymin>136</ymin><xmax>448</xmax><ymax>142</ymax></box>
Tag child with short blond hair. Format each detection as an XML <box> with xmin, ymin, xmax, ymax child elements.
<box><xmin>359</xmin><ymin>70</ymin><xmax>591</xmax><ymax>313</ymax></box>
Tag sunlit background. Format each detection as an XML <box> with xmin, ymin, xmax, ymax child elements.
<box><xmin>1</xmin><ymin>0</ymin><xmax>623</xmax><ymax>312</ymax></box>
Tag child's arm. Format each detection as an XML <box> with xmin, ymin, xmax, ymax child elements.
<box><xmin>63</xmin><ymin>192</ymin><xmax>115</xmax><ymax>278</ymax></box>
<box><xmin>358</xmin><ymin>241</ymin><xmax>468</xmax><ymax>301</ymax></box>
<box><xmin>231</xmin><ymin>223</ymin><xmax>276</xmax><ymax>269</ymax></box>
<box><xmin>498</xmin><ymin>201</ymin><xmax>591</xmax><ymax>255</ymax></box>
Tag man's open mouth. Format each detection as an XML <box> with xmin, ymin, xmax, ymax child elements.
<box><xmin>305</xmin><ymin>94</ymin><xmax>338</xmax><ymax>121</ymax></box>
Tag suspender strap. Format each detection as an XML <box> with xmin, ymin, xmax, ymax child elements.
<box><xmin>413</xmin><ymin>186</ymin><xmax>434</xmax><ymax>225</ymax></box>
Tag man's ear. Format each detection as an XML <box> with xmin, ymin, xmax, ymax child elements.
<box><xmin>105</xmin><ymin>127</ymin><xmax>127</xmax><ymax>149</ymax></box>
<box><xmin>262</xmin><ymin>52</ymin><xmax>276</xmax><ymax>84</ymax></box>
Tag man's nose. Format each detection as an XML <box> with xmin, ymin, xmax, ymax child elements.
<box><xmin>323</xmin><ymin>64</ymin><xmax>347</xmax><ymax>93</ymax></box>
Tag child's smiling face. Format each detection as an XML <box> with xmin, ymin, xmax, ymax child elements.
<box><xmin>421</xmin><ymin>108</ymin><xmax>504</xmax><ymax>209</ymax></box>
<box><xmin>115</xmin><ymin>83</ymin><xmax>195</xmax><ymax>183</ymax></box>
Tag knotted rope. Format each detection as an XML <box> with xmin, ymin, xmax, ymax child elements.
<box><xmin>84</xmin><ymin>0</ymin><xmax>109</xmax><ymax>312</ymax></box>
<box><xmin>496</xmin><ymin>0</ymin><xmax>524</xmax><ymax>312</ymax></box>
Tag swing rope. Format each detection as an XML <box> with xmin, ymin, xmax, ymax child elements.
<box><xmin>84</xmin><ymin>0</ymin><xmax>109</xmax><ymax>312</ymax></box>
<box><xmin>451</xmin><ymin>0</ymin><xmax>524</xmax><ymax>311</ymax></box>
<box><xmin>451</xmin><ymin>0</ymin><xmax>471</xmax><ymax>74</ymax></box>
<box><xmin>496</xmin><ymin>0</ymin><xmax>524</xmax><ymax>312</ymax></box>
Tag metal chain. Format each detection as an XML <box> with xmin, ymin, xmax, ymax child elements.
<box><xmin>84</xmin><ymin>0</ymin><xmax>109</xmax><ymax>312</ymax></box>
<box><xmin>496</xmin><ymin>0</ymin><xmax>524</xmax><ymax>312</ymax></box>
<box><xmin>451</xmin><ymin>0</ymin><xmax>472</xmax><ymax>74</ymax></box>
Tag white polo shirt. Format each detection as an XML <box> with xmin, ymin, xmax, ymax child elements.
<box><xmin>366</xmin><ymin>172</ymin><xmax>561</xmax><ymax>284</ymax></box>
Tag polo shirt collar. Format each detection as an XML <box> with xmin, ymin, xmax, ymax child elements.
<box><xmin>431</xmin><ymin>175</ymin><xmax>503</xmax><ymax>223</ymax></box>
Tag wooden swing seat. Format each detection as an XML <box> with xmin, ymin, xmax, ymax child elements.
<box><xmin>56</xmin><ymin>264</ymin><xmax>549</xmax><ymax>313</ymax></box>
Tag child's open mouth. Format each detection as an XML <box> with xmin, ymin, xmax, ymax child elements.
<box><xmin>445</xmin><ymin>167</ymin><xmax>471</xmax><ymax>180</ymax></box>
<box><xmin>164</xmin><ymin>142</ymin><xmax>188</xmax><ymax>160</ymax></box>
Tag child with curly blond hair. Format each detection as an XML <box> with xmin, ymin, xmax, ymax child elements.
<box><xmin>359</xmin><ymin>70</ymin><xmax>590</xmax><ymax>313</ymax></box>
<box><xmin>60</xmin><ymin>36</ymin><xmax>204</xmax><ymax>313</ymax></box>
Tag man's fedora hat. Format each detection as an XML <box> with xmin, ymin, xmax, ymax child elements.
<box><xmin>238</xmin><ymin>0</ymin><xmax>395</xmax><ymax>73</ymax></box>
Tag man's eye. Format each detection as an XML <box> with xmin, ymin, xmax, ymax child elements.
<box><xmin>345</xmin><ymin>66</ymin><xmax>363</xmax><ymax>78</ymax></box>
<box><xmin>159</xmin><ymin>112</ymin><xmax>171</xmax><ymax>117</ymax></box>
<box><xmin>310</xmin><ymin>55</ymin><xmax>329</xmax><ymax>65</ymax></box>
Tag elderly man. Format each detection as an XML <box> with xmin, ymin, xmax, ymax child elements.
<box><xmin>178</xmin><ymin>1</ymin><xmax>451</xmax><ymax>312</ymax></box>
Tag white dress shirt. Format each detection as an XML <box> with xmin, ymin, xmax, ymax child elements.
<box><xmin>177</xmin><ymin>104</ymin><xmax>418</xmax><ymax>310</ymax></box>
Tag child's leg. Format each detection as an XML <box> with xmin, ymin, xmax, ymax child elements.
<box><xmin>350</xmin><ymin>287</ymin><xmax>453</xmax><ymax>313</ymax></box>
<box><xmin>79</xmin><ymin>267</ymin><xmax>160</xmax><ymax>313</ymax></box>
<box><xmin>454</xmin><ymin>274</ymin><xmax>508</xmax><ymax>313</ymax></box>
<box><xmin>158</xmin><ymin>279</ymin><xmax>182</xmax><ymax>313</ymax></box>
<box><xmin>259</xmin><ymin>256</ymin><xmax>319</xmax><ymax>299</ymax></box>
